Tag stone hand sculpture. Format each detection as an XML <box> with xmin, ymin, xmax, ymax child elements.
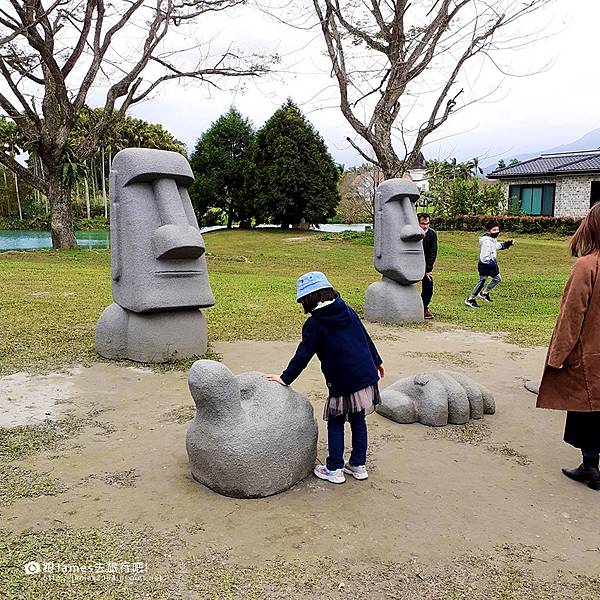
<box><xmin>186</xmin><ymin>360</ymin><xmax>318</xmax><ymax>498</ymax></box>
<box><xmin>96</xmin><ymin>148</ymin><xmax>215</xmax><ymax>363</ymax></box>
<box><xmin>376</xmin><ymin>370</ymin><xmax>495</xmax><ymax>427</ymax></box>
<box><xmin>365</xmin><ymin>179</ymin><xmax>426</xmax><ymax>323</ymax></box>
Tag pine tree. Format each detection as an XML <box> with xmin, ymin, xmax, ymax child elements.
<box><xmin>189</xmin><ymin>108</ymin><xmax>257</xmax><ymax>228</ymax></box>
<box><xmin>254</xmin><ymin>100</ymin><xmax>340</xmax><ymax>228</ymax></box>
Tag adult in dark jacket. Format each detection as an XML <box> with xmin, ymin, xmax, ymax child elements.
<box><xmin>419</xmin><ymin>213</ymin><xmax>438</xmax><ymax>319</ymax></box>
<box><xmin>267</xmin><ymin>271</ymin><xmax>384</xmax><ymax>485</ymax></box>
<box><xmin>537</xmin><ymin>203</ymin><xmax>600</xmax><ymax>490</ymax></box>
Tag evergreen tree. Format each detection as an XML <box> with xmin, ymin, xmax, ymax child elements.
<box><xmin>254</xmin><ymin>100</ymin><xmax>340</xmax><ymax>228</ymax></box>
<box><xmin>189</xmin><ymin>108</ymin><xmax>256</xmax><ymax>228</ymax></box>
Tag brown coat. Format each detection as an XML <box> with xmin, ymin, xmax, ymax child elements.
<box><xmin>537</xmin><ymin>252</ymin><xmax>600</xmax><ymax>412</ymax></box>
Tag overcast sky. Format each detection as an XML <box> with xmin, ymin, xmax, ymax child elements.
<box><xmin>96</xmin><ymin>0</ymin><xmax>600</xmax><ymax>170</ymax></box>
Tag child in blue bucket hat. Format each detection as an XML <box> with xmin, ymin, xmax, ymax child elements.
<box><xmin>267</xmin><ymin>271</ymin><xmax>384</xmax><ymax>484</ymax></box>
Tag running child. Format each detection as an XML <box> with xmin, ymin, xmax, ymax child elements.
<box><xmin>267</xmin><ymin>271</ymin><xmax>384</xmax><ymax>484</ymax></box>
<box><xmin>464</xmin><ymin>219</ymin><xmax>515</xmax><ymax>308</ymax></box>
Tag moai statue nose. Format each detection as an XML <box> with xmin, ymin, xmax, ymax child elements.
<box><xmin>151</xmin><ymin>178</ymin><xmax>205</xmax><ymax>260</ymax></box>
<box><xmin>400</xmin><ymin>224</ymin><xmax>425</xmax><ymax>242</ymax></box>
<box><xmin>186</xmin><ymin>360</ymin><xmax>319</xmax><ymax>498</ymax></box>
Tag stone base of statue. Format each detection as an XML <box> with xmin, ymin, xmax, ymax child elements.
<box><xmin>96</xmin><ymin>303</ymin><xmax>208</xmax><ymax>363</ymax></box>
<box><xmin>365</xmin><ymin>277</ymin><xmax>424</xmax><ymax>324</ymax></box>
<box><xmin>187</xmin><ymin>360</ymin><xmax>318</xmax><ymax>498</ymax></box>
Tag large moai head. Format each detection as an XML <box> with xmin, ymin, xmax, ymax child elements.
<box><xmin>373</xmin><ymin>179</ymin><xmax>425</xmax><ymax>285</ymax></box>
<box><xmin>109</xmin><ymin>148</ymin><xmax>215</xmax><ymax>312</ymax></box>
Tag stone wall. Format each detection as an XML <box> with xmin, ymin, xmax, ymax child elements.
<box><xmin>500</xmin><ymin>174</ymin><xmax>599</xmax><ymax>217</ymax></box>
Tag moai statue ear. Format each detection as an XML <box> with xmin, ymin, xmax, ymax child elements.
<box><xmin>109</xmin><ymin>169</ymin><xmax>121</xmax><ymax>281</ymax></box>
<box><xmin>188</xmin><ymin>360</ymin><xmax>242</xmax><ymax>422</ymax></box>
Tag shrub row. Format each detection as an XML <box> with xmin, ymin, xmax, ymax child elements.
<box><xmin>432</xmin><ymin>215</ymin><xmax>583</xmax><ymax>235</ymax></box>
<box><xmin>0</xmin><ymin>216</ymin><xmax>109</xmax><ymax>231</ymax></box>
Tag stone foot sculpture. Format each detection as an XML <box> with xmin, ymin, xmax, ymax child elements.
<box><xmin>96</xmin><ymin>303</ymin><xmax>207</xmax><ymax>363</ymax></box>
<box><xmin>376</xmin><ymin>370</ymin><xmax>495</xmax><ymax>427</ymax></box>
<box><xmin>365</xmin><ymin>277</ymin><xmax>424</xmax><ymax>323</ymax></box>
<box><xmin>186</xmin><ymin>360</ymin><xmax>318</xmax><ymax>498</ymax></box>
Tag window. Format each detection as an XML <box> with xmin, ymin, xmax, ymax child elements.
<box><xmin>508</xmin><ymin>184</ymin><xmax>555</xmax><ymax>216</ymax></box>
<box><xmin>591</xmin><ymin>181</ymin><xmax>600</xmax><ymax>208</ymax></box>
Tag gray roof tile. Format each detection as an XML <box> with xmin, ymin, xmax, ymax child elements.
<box><xmin>489</xmin><ymin>151</ymin><xmax>600</xmax><ymax>178</ymax></box>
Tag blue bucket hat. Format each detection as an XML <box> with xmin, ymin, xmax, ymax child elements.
<box><xmin>295</xmin><ymin>271</ymin><xmax>333</xmax><ymax>301</ymax></box>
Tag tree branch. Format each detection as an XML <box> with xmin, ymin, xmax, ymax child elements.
<box><xmin>0</xmin><ymin>150</ymin><xmax>48</xmax><ymax>192</ymax></box>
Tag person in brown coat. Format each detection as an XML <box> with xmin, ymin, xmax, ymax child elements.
<box><xmin>537</xmin><ymin>202</ymin><xmax>600</xmax><ymax>490</ymax></box>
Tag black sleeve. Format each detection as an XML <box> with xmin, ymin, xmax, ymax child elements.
<box><xmin>352</xmin><ymin>309</ymin><xmax>383</xmax><ymax>366</ymax></box>
<box><xmin>499</xmin><ymin>239</ymin><xmax>514</xmax><ymax>250</ymax></box>
<box><xmin>280</xmin><ymin>319</ymin><xmax>319</xmax><ymax>385</ymax></box>
<box><xmin>425</xmin><ymin>229</ymin><xmax>438</xmax><ymax>272</ymax></box>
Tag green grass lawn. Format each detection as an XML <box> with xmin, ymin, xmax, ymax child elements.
<box><xmin>0</xmin><ymin>229</ymin><xmax>574</xmax><ymax>374</ymax></box>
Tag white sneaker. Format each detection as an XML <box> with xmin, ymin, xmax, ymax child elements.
<box><xmin>313</xmin><ymin>465</ymin><xmax>346</xmax><ymax>484</ymax></box>
<box><xmin>343</xmin><ymin>462</ymin><xmax>368</xmax><ymax>480</ymax></box>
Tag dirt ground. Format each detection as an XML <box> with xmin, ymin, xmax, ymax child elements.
<box><xmin>2</xmin><ymin>324</ymin><xmax>600</xmax><ymax>598</ymax></box>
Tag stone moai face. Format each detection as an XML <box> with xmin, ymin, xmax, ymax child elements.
<box><xmin>110</xmin><ymin>148</ymin><xmax>215</xmax><ymax>312</ymax></box>
<box><xmin>373</xmin><ymin>179</ymin><xmax>425</xmax><ymax>285</ymax></box>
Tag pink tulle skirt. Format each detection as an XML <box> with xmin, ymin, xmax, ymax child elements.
<box><xmin>323</xmin><ymin>383</ymin><xmax>381</xmax><ymax>420</ymax></box>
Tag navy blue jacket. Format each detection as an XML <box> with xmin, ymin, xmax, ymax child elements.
<box><xmin>280</xmin><ymin>297</ymin><xmax>382</xmax><ymax>397</ymax></box>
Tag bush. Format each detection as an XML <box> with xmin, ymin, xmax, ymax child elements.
<box><xmin>432</xmin><ymin>215</ymin><xmax>582</xmax><ymax>235</ymax></box>
<box><xmin>320</xmin><ymin>230</ymin><xmax>374</xmax><ymax>245</ymax></box>
<box><xmin>74</xmin><ymin>216</ymin><xmax>109</xmax><ymax>230</ymax></box>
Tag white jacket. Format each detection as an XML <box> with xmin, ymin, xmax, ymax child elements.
<box><xmin>479</xmin><ymin>235</ymin><xmax>512</xmax><ymax>264</ymax></box>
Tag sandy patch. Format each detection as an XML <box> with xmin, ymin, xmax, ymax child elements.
<box><xmin>0</xmin><ymin>370</ymin><xmax>80</xmax><ymax>427</ymax></box>
<box><xmin>2</xmin><ymin>326</ymin><xmax>597</xmax><ymax>590</ymax></box>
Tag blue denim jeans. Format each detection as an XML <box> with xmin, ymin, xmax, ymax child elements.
<box><xmin>326</xmin><ymin>410</ymin><xmax>367</xmax><ymax>471</ymax></box>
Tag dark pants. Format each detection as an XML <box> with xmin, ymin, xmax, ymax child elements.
<box><xmin>327</xmin><ymin>410</ymin><xmax>367</xmax><ymax>471</ymax></box>
<box><xmin>564</xmin><ymin>411</ymin><xmax>600</xmax><ymax>468</ymax></box>
<box><xmin>421</xmin><ymin>274</ymin><xmax>433</xmax><ymax>310</ymax></box>
<box><xmin>582</xmin><ymin>449</ymin><xmax>600</xmax><ymax>469</ymax></box>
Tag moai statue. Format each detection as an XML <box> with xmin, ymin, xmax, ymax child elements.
<box><xmin>376</xmin><ymin>370</ymin><xmax>495</xmax><ymax>427</ymax></box>
<box><xmin>364</xmin><ymin>179</ymin><xmax>426</xmax><ymax>323</ymax></box>
<box><xmin>96</xmin><ymin>148</ymin><xmax>215</xmax><ymax>363</ymax></box>
<box><xmin>186</xmin><ymin>360</ymin><xmax>318</xmax><ymax>498</ymax></box>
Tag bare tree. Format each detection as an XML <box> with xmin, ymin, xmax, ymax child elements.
<box><xmin>311</xmin><ymin>0</ymin><xmax>554</xmax><ymax>178</ymax></box>
<box><xmin>338</xmin><ymin>163</ymin><xmax>382</xmax><ymax>223</ymax></box>
<box><xmin>0</xmin><ymin>0</ymin><xmax>272</xmax><ymax>248</ymax></box>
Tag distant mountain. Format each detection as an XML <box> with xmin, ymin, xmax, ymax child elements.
<box><xmin>484</xmin><ymin>127</ymin><xmax>600</xmax><ymax>175</ymax></box>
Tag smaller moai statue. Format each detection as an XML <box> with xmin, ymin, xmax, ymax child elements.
<box><xmin>376</xmin><ymin>370</ymin><xmax>495</xmax><ymax>427</ymax></box>
<box><xmin>186</xmin><ymin>360</ymin><xmax>318</xmax><ymax>498</ymax></box>
<box><xmin>96</xmin><ymin>148</ymin><xmax>215</xmax><ymax>363</ymax></box>
<box><xmin>365</xmin><ymin>179</ymin><xmax>426</xmax><ymax>323</ymax></box>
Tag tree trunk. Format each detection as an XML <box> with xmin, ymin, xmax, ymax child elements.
<box><xmin>227</xmin><ymin>210</ymin><xmax>233</xmax><ymax>229</ymax></box>
<box><xmin>101</xmin><ymin>146</ymin><xmax>107</xmax><ymax>218</ymax></box>
<box><xmin>84</xmin><ymin>176</ymin><xmax>90</xmax><ymax>217</ymax></box>
<box><xmin>39</xmin><ymin>155</ymin><xmax>48</xmax><ymax>214</ymax></box>
<box><xmin>48</xmin><ymin>173</ymin><xmax>77</xmax><ymax>249</ymax></box>
<box><xmin>13</xmin><ymin>170</ymin><xmax>22</xmax><ymax>220</ymax></box>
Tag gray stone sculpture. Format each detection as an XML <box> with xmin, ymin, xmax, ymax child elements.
<box><xmin>186</xmin><ymin>360</ymin><xmax>318</xmax><ymax>498</ymax></box>
<box><xmin>365</xmin><ymin>179</ymin><xmax>426</xmax><ymax>323</ymax></box>
<box><xmin>524</xmin><ymin>380</ymin><xmax>540</xmax><ymax>395</ymax></box>
<box><xmin>376</xmin><ymin>370</ymin><xmax>495</xmax><ymax>427</ymax></box>
<box><xmin>96</xmin><ymin>148</ymin><xmax>215</xmax><ymax>363</ymax></box>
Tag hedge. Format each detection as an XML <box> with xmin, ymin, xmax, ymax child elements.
<box><xmin>0</xmin><ymin>216</ymin><xmax>109</xmax><ymax>231</ymax></box>
<box><xmin>432</xmin><ymin>215</ymin><xmax>582</xmax><ymax>235</ymax></box>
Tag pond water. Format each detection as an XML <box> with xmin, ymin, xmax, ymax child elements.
<box><xmin>0</xmin><ymin>223</ymin><xmax>371</xmax><ymax>251</ymax></box>
<box><xmin>0</xmin><ymin>229</ymin><xmax>111</xmax><ymax>251</ymax></box>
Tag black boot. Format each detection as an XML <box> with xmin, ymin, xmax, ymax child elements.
<box><xmin>562</xmin><ymin>464</ymin><xmax>600</xmax><ymax>491</ymax></box>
